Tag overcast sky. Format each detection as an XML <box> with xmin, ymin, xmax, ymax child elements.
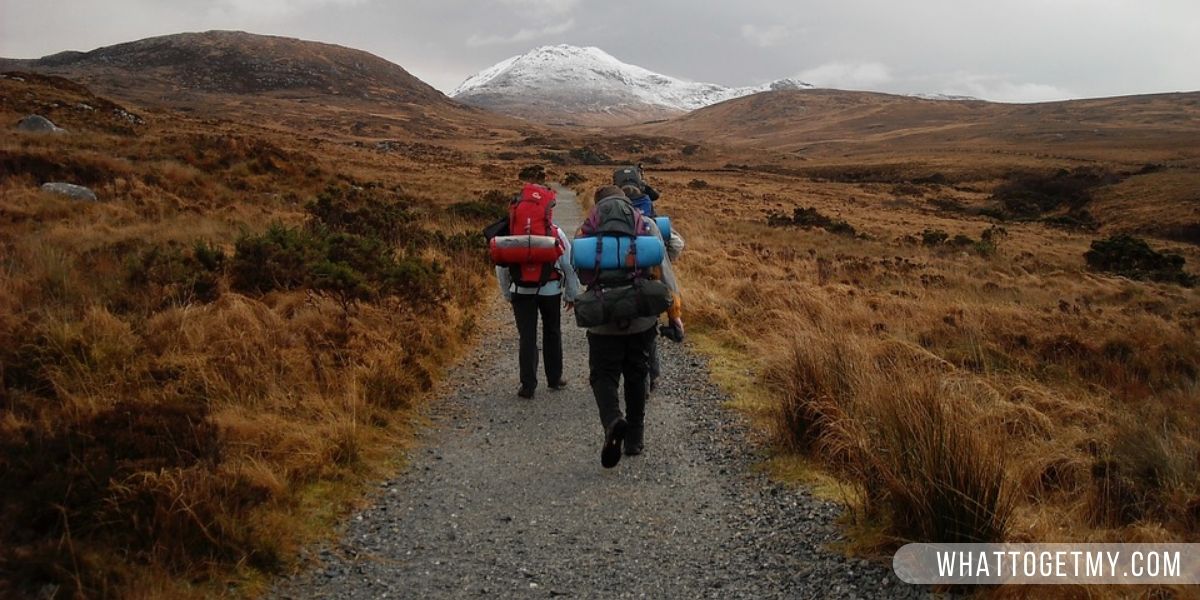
<box><xmin>2</xmin><ymin>0</ymin><xmax>1198</xmax><ymax>102</ymax></box>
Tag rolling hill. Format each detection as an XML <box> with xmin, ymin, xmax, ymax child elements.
<box><xmin>638</xmin><ymin>88</ymin><xmax>1200</xmax><ymax>163</ymax></box>
<box><xmin>0</xmin><ymin>30</ymin><xmax>522</xmax><ymax>139</ymax></box>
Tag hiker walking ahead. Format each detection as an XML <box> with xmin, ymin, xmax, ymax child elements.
<box><xmin>617</xmin><ymin>179</ymin><xmax>685</xmax><ymax>393</ymax></box>
<box><xmin>572</xmin><ymin>185</ymin><xmax>682</xmax><ymax>468</ymax></box>
<box><xmin>491</xmin><ymin>169</ymin><xmax>580</xmax><ymax>399</ymax></box>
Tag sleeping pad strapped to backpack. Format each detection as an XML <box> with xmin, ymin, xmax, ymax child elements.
<box><xmin>573</xmin><ymin>194</ymin><xmax>672</xmax><ymax>328</ymax></box>
<box><xmin>488</xmin><ymin>183</ymin><xmax>563</xmax><ymax>288</ymax></box>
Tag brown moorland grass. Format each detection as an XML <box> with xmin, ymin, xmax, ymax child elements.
<box><xmin>5</xmin><ymin>64</ymin><xmax>1200</xmax><ymax>598</ymax></box>
<box><xmin>0</xmin><ymin>75</ymin><xmax>525</xmax><ymax>598</ymax></box>
<box><xmin>570</xmin><ymin>139</ymin><xmax>1199</xmax><ymax>595</ymax></box>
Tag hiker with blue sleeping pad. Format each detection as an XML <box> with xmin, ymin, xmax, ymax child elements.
<box><xmin>616</xmin><ymin>167</ymin><xmax>686</xmax><ymax>393</ymax></box>
<box><xmin>487</xmin><ymin>167</ymin><xmax>580</xmax><ymax>399</ymax></box>
<box><xmin>573</xmin><ymin>184</ymin><xmax>683</xmax><ymax>469</ymax></box>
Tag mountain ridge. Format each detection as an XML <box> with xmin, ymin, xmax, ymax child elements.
<box><xmin>0</xmin><ymin>30</ymin><xmax>450</xmax><ymax>106</ymax></box>
<box><xmin>450</xmin><ymin>44</ymin><xmax>813</xmax><ymax>125</ymax></box>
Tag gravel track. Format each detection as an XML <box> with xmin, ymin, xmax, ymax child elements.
<box><xmin>270</xmin><ymin>188</ymin><xmax>926</xmax><ymax>599</ymax></box>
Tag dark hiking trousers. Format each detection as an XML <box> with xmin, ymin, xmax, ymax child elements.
<box><xmin>587</xmin><ymin>327</ymin><xmax>657</xmax><ymax>429</ymax></box>
<box><xmin>511</xmin><ymin>293</ymin><xmax>563</xmax><ymax>391</ymax></box>
<box><xmin>648</xmin><ymin>336</ymin><xmax>661</xmax><ymax>382</ymax></box>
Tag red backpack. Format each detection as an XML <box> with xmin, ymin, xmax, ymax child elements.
<box><xmin>506</xmin><ymin>183</ymin><xmax>562</xmax><ymax>287</ymax></box>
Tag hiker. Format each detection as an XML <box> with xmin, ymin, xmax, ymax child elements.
<box><xmin>613</xmin><ymin>164</ymin><xmax>660</xmax><ymax>204</ymax></box>
<box><xmin>573</xmin><ymin>185</ymin><xmax>683</xmax><ymax>468</ymax></box>
<box><xmin>614</xmin><ymin>165</ymin><xmax>682</xmax><ymax>257</ymax></box>
<box><xmin>491</xmin><ymin>169</ymin><xmax>580</xmax><ymax>399</ymax></box>
<box><xmin>619</xmin><ymin>183</ymin><xmax>685</xmax><ymax>392</ymax></box>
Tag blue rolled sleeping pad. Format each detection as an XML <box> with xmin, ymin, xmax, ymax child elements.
<box><xmin>571</xmin><ymin>235</ymin><xmax>665</xmax><ymax>270</ymax></box>
<box><xmin>654</xmin><ymin>216</ymin><xmax>671</xmax><ymax>241</ymax></box>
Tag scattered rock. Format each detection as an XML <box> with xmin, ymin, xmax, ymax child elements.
<box><xmin>112</xmin><ymin>108</ymin><xmax>144</xmax><ymax>125</ymax></box>
<box><xmin>41</xmin><ymin>182</ymin><xmax>97</xmax><ymax>201</ymax></box>
<box><xmin>16</xmin><ymin>114</ymin><xmax>65</xmax><ymax>134</ymax></box>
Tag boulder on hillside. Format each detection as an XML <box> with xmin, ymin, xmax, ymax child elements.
<box><xmin>41</xmin><ymin>182</ymin><xmax>97</xmax><ymax>201</ymax></box>
<box><xmin>16</xmin><ymin>114</ymin><xmax>66</xmax><ymax>133</ymax></box>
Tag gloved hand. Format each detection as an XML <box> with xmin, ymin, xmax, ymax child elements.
<box><xmin>659</xmin><ymin>318</ymin><xmax>685</xmax><ymax>343</ymax></box>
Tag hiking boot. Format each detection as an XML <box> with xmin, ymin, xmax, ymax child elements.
<box><xmin>517</xmin><ymin>386</ymin><xmax>534</xmax><ymax>399</ymax></box>
<box><xmin>548</xmin><ymin>378</ymin><xmax>568</xmax><ymax>390</ymax></box>
<box><xmin>601</xmin><ymin>418</ymin><xmax>628</xmax><ymax>468</ymax></box>
<box><xmin>624</xmin><ymin>424</ymin><xmax>644</xmax><ymax>456</ymax></box>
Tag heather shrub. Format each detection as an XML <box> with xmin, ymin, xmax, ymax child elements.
<box><xmin>1085</xmin><ymin>235</ymin><xmax>1195</xmax><ymax>287</ymax></box>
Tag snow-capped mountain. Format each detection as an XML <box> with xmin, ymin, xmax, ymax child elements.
<box><xmin>910</xmin><ymin>93</ymin><xmax>981</xmax><ymax>102</ymax></box>
<box><xmin>450</xmin><ymin>45</ymin><xmax>813</xmax><ymax>125</ymax></box>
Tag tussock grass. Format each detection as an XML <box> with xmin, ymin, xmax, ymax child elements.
<box><xmin>0</xmin><ymin>75</ymin><xmax>513</xmax><ymax>598</ymax></box>
<box><xmin>626</xmin><ymin>161</ymin><xmax>1200</xmax><ymax>574</ymax></box>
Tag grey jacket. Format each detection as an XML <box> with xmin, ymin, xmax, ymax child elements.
<box><xmin>579</xmin><ymin>216</ymin><xmax>680</xmax><ymax>336</ymax></box>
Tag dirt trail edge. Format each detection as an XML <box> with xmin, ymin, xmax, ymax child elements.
<box><xmin>271</xmin><ymin>187</ymin><xmax>923</xmax><ymax>599</ymax></box>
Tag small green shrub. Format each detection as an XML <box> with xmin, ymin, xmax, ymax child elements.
<box><xmin>125</xmin><ymin>241</ymin><xmax>226</xmax><ymax>306</ymax></box>
<box><xmin>991</xmin><ymin>167</ymin><xmax>1120</xmax><ymax>218</ymax></box>
<box><xmin>920</xmin><ymin>229</ymin><xmax>949</xmax><ymax>246</ymax></box>
<box><xmin>568</xmin><ymin>147</ymin><xmax>611</xmax><ymax>165</ymax></box>
<box><xmin>767</xmin><ymin>207</ymin><xmax>859</xmax><ymax>237</ymax></box>
<box><xmin>1084</xmin><ymin>235</ymin><xmax>1195</xmax><ymax>287</ymax></box>
<box><xmin>949</xmin><ymin>234</ymin><xmax>975</xmax><ymax>248</ymax></box>
<box><xmin>231</xmin><ymin>224</ymin><xmax>445</xmax><ymax>306</ymax></box>
<box><xmin>448</xmin><ymin>190</ymin><xmax>509</xmax><ymax>222</ymax></box>
<box><xmin>518</xmin><ymin>165</ymin><xmax>547</xmax><ymax>181</ymax></box>
<box><xmin>305</xmin><ymin>184</ymin><xmax>414</xmax><ymax>245</ymax></box>
<box><xmin>231</xmin><ymin>224</ymin><xmax>324</xmax><ymax>294</ymax></box>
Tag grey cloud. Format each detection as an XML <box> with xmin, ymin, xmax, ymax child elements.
<box><xmin>467</xmin><ymin>18</ymin><xmax>576</xmax><ymax>48</ymax></box>
<box><xmin>0</xmin><ymin>0</ymin><xmax>1196</xmax><ymax>102</ymax></box>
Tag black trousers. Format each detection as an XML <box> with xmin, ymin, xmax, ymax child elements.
<box><xmin>587</xmin><ymin>327</ymin><xmax>657</xmax><ymax>429</ymax></box>
<box><xmin>511</xmin><ymin>293</ymin><xmax>563</xmax><ymax>391</ymax></box>
<box><xmin>649</xmin><ymin>335</ymin><xmax>661</xmax><ymax>381</ymax></box>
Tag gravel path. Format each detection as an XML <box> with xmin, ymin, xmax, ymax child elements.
<box><xmin>270</xmin><ymin>187</ymin><xmax>926</xmax><ymax>599</ymax></box>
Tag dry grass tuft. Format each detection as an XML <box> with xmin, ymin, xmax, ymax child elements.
<box><xmin>613</xmin><ymin>154</ymin><xmax>1200</xmax><ymax>572</ymax></box>
<box><xmin>0</xmin><ymin>74</ymin><xmax>516</xmax><ymax>598</ymax></box>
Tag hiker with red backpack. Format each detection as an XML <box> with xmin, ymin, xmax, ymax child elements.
<box><xmin>489</xmin><ymin>168</ymin><xmax>580</xmax><ymax>399</ymax></box>
<box><xmin>571</xmin><ymin>185</ymin><xmax>682</xmax><ymax>468</ymax></box>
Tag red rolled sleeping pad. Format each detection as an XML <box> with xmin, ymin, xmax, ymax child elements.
<box><xmin>489</xmin><ymin>234</ymin><xmax>562</xmax><ymax>265</ymax></box>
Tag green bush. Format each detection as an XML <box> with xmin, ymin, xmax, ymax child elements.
<box><xmin>305</xmin><ymin>184</ymin><xmax>414</xmax><ymax>245</ymax></box>
<box><xmin>1084</xmin><ymin>234</ymin><xmax>1195</xmax><ymax>287</ymax></box>
<box><xmin>518</xmin><ymin>165</ymin><xmax>547</xmax><ymax>181</ymax></box>
<box><xmin>767</xmin><ymin>207</ymin><xmax>859</xmax><ymax>237</ymax></box>
<box><xmin>448</xmin><ymin>190</ymin><xmax>509</xmax><ymax>222</ymax></box>
<box><xmin>231</xmin><ymin>224</ymin><xmax>324</xmax><ymax>294</ymax></box>
<box><xmin>568</xmin><ymin>147</ymin><xmax>611</xmax><ymax>165</ymax></box>
<box><xmin>231</xmin><ymin>224</ymin><xmax>445</xmax><ymax>306</ymax></box>
<box><xmin>991</xmin><ymin>167</ymin><xmax>1120</xmax><ymax>218</ymax></box>
<box><xmin>918</xmin><ymin>227</ymin><xmax>1006</xmax><ymax>257</ymax></box>
<box><xmin>920</xmin><ymin>229</ymin><xmax>949</xmax><ymax>246</ymax></box>
<box><xmin>125</xmin><ymin>241</ymin><xmax>226</xmax><ymax>306</ymax></box>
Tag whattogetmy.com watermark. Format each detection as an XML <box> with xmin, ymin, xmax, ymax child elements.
<box><xmin>893</xmin><ymin>544</ymin><xmax>1200</xmax><ymax>585</ymax></box>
